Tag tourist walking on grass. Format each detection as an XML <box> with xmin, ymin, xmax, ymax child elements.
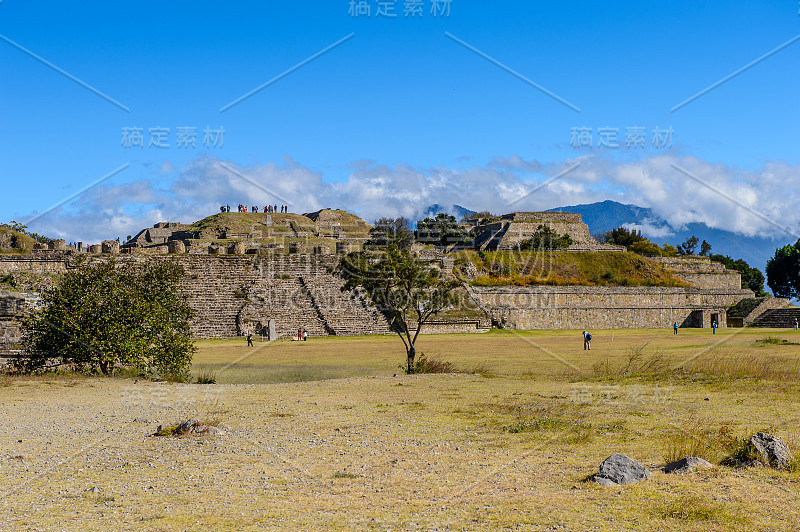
<box><xmin>673</xmin><ymin>322</ymin><xmax>678</xmax><ymax>335</ymax></box>
<box><xmin>583</xmin><ymin>330</ymin><xmax>591</xmax><ymax>350</ymax></box>
<box><xmin>302</xmin><ymin>329</ymin><xmax>308</xmax><ymax>341</ymax></box>
<box><xmin>711</xmin><ymin>319</ymin><xmax>716</xmax><ymax>334</ymax></box>
<box><xmin>247</xmin><ymin>333</ymin><xmax>253</xmax><ymax>347</ymax></box>
<box><xmin>795</xmin><ymin>318</ymin><xmax>798</xmax><ymax>332</ymax></box>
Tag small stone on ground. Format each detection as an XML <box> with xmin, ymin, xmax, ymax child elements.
<box><xmin>663</xmin><ymin>456</ymin><xmax>713</xmax><ymax>474</ymax></box>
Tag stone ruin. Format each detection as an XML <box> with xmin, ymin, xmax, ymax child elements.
<box><xmin>0</xmin><ymin>290</ymin><xmax>27</xmax><ymax>359</ymax></box>
<box><xmin>0</xmin><ymin>208</ymin><xmax>780</xmax><ymax>349</ymax></box>
<box><xmin>471</xmin><ymin>212</ymin><xmax>626</xmax><ymax>252</ymax></box>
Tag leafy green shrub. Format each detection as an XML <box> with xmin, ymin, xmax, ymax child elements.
<box><xmin>518</xmin><ymin>225</ymin><xmax>573</xmax><ymax>251</ymax></box>
<box><xmin>17</xmin><ymin>258</ymin><xmax>195</xmax><ymax>381</ymax></box>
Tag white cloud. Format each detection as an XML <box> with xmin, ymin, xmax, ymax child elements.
<box><xmin>21</xmin><ymin>153</ymin><xmax>800</xmax><ymax>244</ymax></box>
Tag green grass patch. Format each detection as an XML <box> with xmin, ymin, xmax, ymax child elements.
<box><xmin>656</xmin><ymin>495</ymin><xmax>729</xmax><ymax>522</ymax></box>
<box><xmin>464</xmin><ymin>250</ymin><xmax>688</xmax><ymax>288</ymax></box>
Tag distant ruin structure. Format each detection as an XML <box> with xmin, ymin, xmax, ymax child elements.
<box><xmin>0</xmin><ymin>208</ymin><xmax>788</xmax><ymax>357</ymax></box>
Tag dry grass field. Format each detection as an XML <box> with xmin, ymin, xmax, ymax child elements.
<box><xmin>2</xmin><ymin>328</ymin><xmax>800</xmax><ymax>530</ymax></box>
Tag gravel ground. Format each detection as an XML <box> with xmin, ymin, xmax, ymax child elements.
<box><xmin>1</xmin><ymin>375</ymin><xmax>798</xmax><ymax>531</ymax></box>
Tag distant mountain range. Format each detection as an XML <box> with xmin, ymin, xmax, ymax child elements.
<box><xmin>545</xmin><ymin>200</ymin><xmax>788</xmax><ymax>273</ymax></box>
<box><xmin>420</xmin><ymin>200</ymin><xmax>788</xmax><ymax>274</ymax></box>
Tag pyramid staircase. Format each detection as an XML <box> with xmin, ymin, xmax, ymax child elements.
<box><xmin>749</xmin><ymin>307</ymin><xmax>800</xmax><ymax>328</ymax></box>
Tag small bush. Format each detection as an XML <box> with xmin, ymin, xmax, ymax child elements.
<box><xmin>196</xmin><ymin>371</ymin><xmax>217</xmax><ymax>384</ymax></box>
<box><xmin>757</xmin><ymin>336</ymin><xmax>796</xmax><ymax>346</ymax></box>
<box><xmin>407</xmin><ymin>354</ymin><xmax>455</xmax><ymax>374</ymax></box>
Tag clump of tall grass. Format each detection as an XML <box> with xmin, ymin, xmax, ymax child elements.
<box><xmin>594</xmin><ymin>343</ymin><xmax>800</xmax><ymax>383</ymax></box>
<box><xmin>756</xmin><ymin>335</ymin><xmax>797</xmax><ymax>346</ymax></box>
<box><xmin>195</xmin><ymin>371</ymin><xmax>217</xmax><ymax>384</ymax></box>
<box><xmin>656</xmin><ymin>496</ymin><xmax>729</xmax><ymax>522</ymax></box>
<box><xmin>407</xmin><ymin>354</ymin><xmax>455</xmax><ymax>374</ymax></box>
<box><xmin>683</xmin><ymin>354</ymin><xmax>800</xmax><ymax>382</ymax></box>
<box><xmin>662</xmin><ymin>421</ymin><xmax>800</xmax><ymax>471</ymax></box>
<box><xmin>662</xmin><ymin>422</ymin><xmax>737</xmax><ymax>464</ymax></box>
<box><xmin>593</xmin><ymin>343</ymin><xmax>668</xmax><ymax>378</ymax></box>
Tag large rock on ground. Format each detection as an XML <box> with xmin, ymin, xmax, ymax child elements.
<box><xmin>663</xmin><ymin>456</ymin><xmax>714</xmax><ymax>474</ymax></box>
<box><xmin>750</xmin><ymin>432</ymin><xmax>793</xmax><ymax>470</ymax></box>
<box><xmin>594</xmin><ymin>453</ymin><xmax>651</xmax><ymax>486</ymax></box>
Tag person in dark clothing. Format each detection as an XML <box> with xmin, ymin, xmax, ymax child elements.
<box><xmin>673</xmin><ymin>322</ymin><xmax>678</xmax><ymax>335</ymax></box>
<box><xmin>246</xmin><ymin>333</ymin><xmax>253</xmax><ymax>347</ymax></box>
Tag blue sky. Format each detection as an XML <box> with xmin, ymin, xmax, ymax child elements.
<box><xmin>0</xmin><ymin>0</ymin><xmax>798</xmax><ymax>256</ymax></box>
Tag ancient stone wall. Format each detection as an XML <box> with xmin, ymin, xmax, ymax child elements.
<box><xmin>650</xmin><ymin>256</ymin><xmax>724</xmax><ymax>273</ymax></box>
<box><xmin>474</xmin><ymin>212</ymin><xmax>599</xmax><ymax>250</ymax></box>
<box><xmin>406</xmin><ymin>317</ymin><xmax>491</xmax><ymax>334</ymax></box>
<box><xmin>651</xmin><ymin>256</ymin><xmax>742</xmax><ymax>290</ymax></box>
<box><xmin>0</xmin><ymin>291</ymin><xmax>27</xmax><ymax>356</ymax></box>
<box><xmin>468</xmin><ymin>285</ymin><xmax>753</xmax><ymax>329</ymax></box>
<box><xmin>0</xmin><ymin>256</ymin><xmax>69</xmax><ymax>274</ymax></box>
<box><xmin>503</xmin><ymin>212</ymin><xmax>583</xmax><ymax>223</ymax></box>
<box><xmin>677</xmin><ymin>273</ymin><xmax>741</xmax><ymax>290</ymax></box>
<box><xmin>0</xmin><ymin>253</ymin><xmax>755</xmax><ymax>338</ymax></box>
<box><xmin>172</xmin><ymin>255</ymin><xmax>393</xmax><ymax>339</ymax></box>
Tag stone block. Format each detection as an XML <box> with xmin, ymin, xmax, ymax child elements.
<box><xmin>168</xmin><ymin>240</ymin><xmax>186</xmax><ymax>254</ymax></box>
<box><xmin>101</xmin><ymin>241</ymin><xmax>120</xmax><ymax>254</ymax></box>
<box><xmin>228</xmin><ymin>242</ymin><xmax>246</xmax><ymax>255</ymax></box>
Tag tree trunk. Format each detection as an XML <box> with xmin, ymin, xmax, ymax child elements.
<box><xmin>407</xmin><ymin>345</ymin><xmax>416</xmax><ymax>374</ymax></box>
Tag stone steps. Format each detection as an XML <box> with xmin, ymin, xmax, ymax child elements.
<box><xmin>749</xmin><ymin>308</ymin><xmax>800</xmax><ymax>328</ymax></box>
